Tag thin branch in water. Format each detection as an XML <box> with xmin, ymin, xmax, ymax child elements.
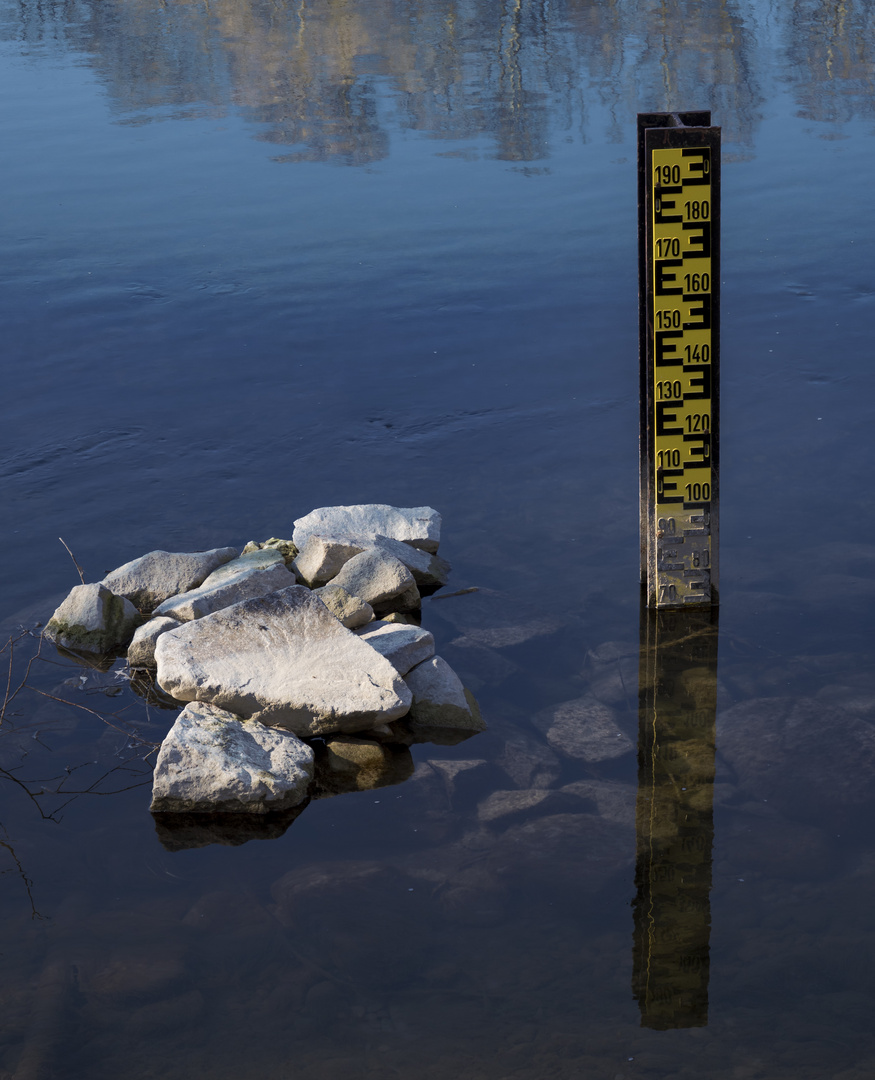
<box><xmin>2</xmin><ymin>633</ymin><xmax>48</xmax><ymax>720</ymax></box>
<box><xmin>0</xmin><ymin>766</ymin><xmax>64</xmax><ymax>822</ymax></box>
<box><xmin>29</xmin><ymin>689</ymin><xmax>160</xmax><ymax>750</ymax></box>
<box><xmin>0</xmin><ymin>836</ymin><xmax>45</xmax><ymax>920</ymax></box>
<box><xmin>57</xmin><ymin>772</ymin><xmax>152</xmax><ymax>798</ymax></box>
<box><xmin>2</xmin><ymin>635</ymin><xmax>14</xmax><ymax>724</ymax></box>
<box><xmin>431</xmin><ymin>587</ymin><xmax>480</xmax><ymax>600</ymax></box>
<box><xmin>1</xmin><ymin>628</ymin><xmax>36</xmax><ymax>723</ymax></box>
<box><xmin>58</xmin><ymin>536</ymin><xmax>86</xmax><ymax>585</ymax></box>
<box><xmin>2</xmin><ymin>754</ymin><xmax>151</xmax><ymax>823</ymax></box>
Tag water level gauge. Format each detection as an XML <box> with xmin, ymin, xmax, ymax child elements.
<box><xmin>638</xmin><ymin>113</ymin><xmax>721</xmax><ymax>608</ymax></box>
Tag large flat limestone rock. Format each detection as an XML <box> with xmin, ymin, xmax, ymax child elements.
<box><xmin>150</xmin><ymin>701</ymin><xmax>314</xmax><ymax>813</ymax></box>
<box><xmin>293</xmin><ymin>504</ymin><xmax>441</xmax><ymax>554</ymax></box>
<box><xmin>153</xmin><ymin>562</ymin><xmax>296</xmax><ymax>621</ymax></box>
<box><xmin>154</xmin><ymin>586</ymin><xmax>412</xmax><ymax>737</ymax></box>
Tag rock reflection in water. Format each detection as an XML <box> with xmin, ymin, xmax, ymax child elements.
<box><xmin>152</xmin><ymin>734</ymin><xmax>416</xmax><ymax>848</ymax></box>
<box><xmin>153</xmin><ymin>801</ymin><xmax>309</xmax><ymax>851</ymax></box>
<box><xmin>632</xmin><ymin>604</ymin><xmax>718</xmax><ymax>1030</ymax></box>
<box><xmin>311</xmin><ymin>736</ymin><xmax>415</xmax><ymax>798</ymax></box>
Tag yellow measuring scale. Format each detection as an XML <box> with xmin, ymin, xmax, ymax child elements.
<box><xmin>638</xmin><ymin>114</ymin><xmax>720</xmax><ymax>608</ymax></box>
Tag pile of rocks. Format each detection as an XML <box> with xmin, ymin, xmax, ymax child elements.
<box><xmin>44</xmin><ymin>504</ymin><xmax>484</xmax><ymax>816</ymax></box>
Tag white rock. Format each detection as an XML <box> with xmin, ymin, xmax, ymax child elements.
<box><xmin>355</xmin><ymin>620</ymin><xmax>435</xmax><ymax>676</ymax></box>
<box><xmin>128</xmin><ymin>616</ymin><xmax>181</xmax><ymax>668</ymax></box>
<box><xmin>45</xmin><ymin>583</ymin><xmax>141</xmax><ymax>654</ymax></box>
<box><xmin>101</xmin><ymin>548</ymin><xmax>239</xmax><ymax>611</ymax></box>
<box><xmin>403</xmin><ymin>656</ymin><xmax>485</xmax><ymax>734</ymax></box>
<box><xmin>154</xmin><ymin>585</ymin><xmax>411</xmax><ymax>737</ymax></box>
<box><xmin>370</xmin><ymin>536</ymin><xmax>451</xmax><ymax>589</ymax></box>
<box><xmin>299</xmin><ymin>533</ymin><xmax>449</xmax><ymax>590</ymax></box>
<box><xmin>150</xmin><ymin>701</ymin><xmax>314</xmax><ymax>813</ymax></box>
<box><xmin>329</xmin><ymin>550</ymin><xmax>420</xmax><ymax>611</ymax></box>
<box><xmin>153</xmin><ymin>563</ymin><xmax>296</xmax><ymax>621</ymax></box>
<box><xmin>293</xmin><ymin>536</ymin><xmax>364</xmax><ymax>587</ymax></box>
<box><xmin>313</xmin><ymin>584</ymin><xmax>374</xmax><ymax>629</ymax></box>
<box><xmin>532</xmin><ymin>695</ymin><xmax>633</xmax><ymax>762</ymax></box>
<box><xmin>293</xmin><ymin>504</ymin><xmax>441</xmax><ymax>554</ymax></box>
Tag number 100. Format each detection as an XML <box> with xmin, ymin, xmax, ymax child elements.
<box><xmin>685</xmin><ymin>482</ymin><xmax>711</xmax><ymax>502</ymax></box>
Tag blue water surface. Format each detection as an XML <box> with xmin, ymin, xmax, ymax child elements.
<box><xmin>1</xmin><ymin>1</ymin><xmax>874</xmax><ymax>1077</ymax></box>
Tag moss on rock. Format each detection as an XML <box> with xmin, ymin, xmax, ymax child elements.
<box><xmin>45</xmin><ymin>583</ymin><xmax>141</xmax><ymax>655</ymax></box>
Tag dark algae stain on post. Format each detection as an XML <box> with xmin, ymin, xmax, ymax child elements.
<box><xmin>2</xmin><ymin>1</ymin><xmax>875</xmax><ymax>1077</ymax></box>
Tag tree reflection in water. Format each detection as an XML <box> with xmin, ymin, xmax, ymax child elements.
<box><xmin>3</xmin><ymin>0</ymin><xmax>771</xmax><ymax>162</ymax></box>
<box><xmin>9</xmin><ymin>2</ymin><xmax>873</xmax><ymax>162</ymax></box>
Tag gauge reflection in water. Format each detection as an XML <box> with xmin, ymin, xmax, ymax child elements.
<box><xmin>633</xmin><ymin>603</ymin><xmax>718</xmax><ymax>1029</ymax></box>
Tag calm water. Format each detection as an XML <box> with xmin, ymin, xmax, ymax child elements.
<box><xmin>2</xmin><ymin>1</ymin><xmax>875</xmax><ymax>1076</ymax></box>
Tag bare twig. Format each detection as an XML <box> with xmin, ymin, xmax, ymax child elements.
<box><xmin>0</xmin><ymin>834</ymin><xmax>45</xmax><ymax>919</ymax></box>
<box><xmin>2</xmin><ymin>755</ymin><xmax>151</xmax><ymax>823</ymax></box>
<box><xmin>57</xmin><ymin>767</ymin><xmax>151</xmax><ymax>798</ymax></box>
<box><xmin>1</xmin><ymin>630</ymin><xmax>45</xmax><ymax>721</ymax></box>
<box><xmin>2</xmin><ymin>634</ymin><xmax>15</xmax><ymax>723</ymax></box>
<box><xmin>58</xmin><ymin>537</ymin><xmax>85</xmax><ymax>585</ymax></box>
<box><xmin>0</xmin><ymin>766</ymin><xmax>65</xmax><ymax>822</ymax></box>
<box><xmin>2</xmin><ymin>633</ymin><xmax>47</xmax><ymax>721</ymax></box>
<box><xmin>0</xmin><ymin>634</ymin><xmax>157</xmax><ymax>879</ymax></box>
